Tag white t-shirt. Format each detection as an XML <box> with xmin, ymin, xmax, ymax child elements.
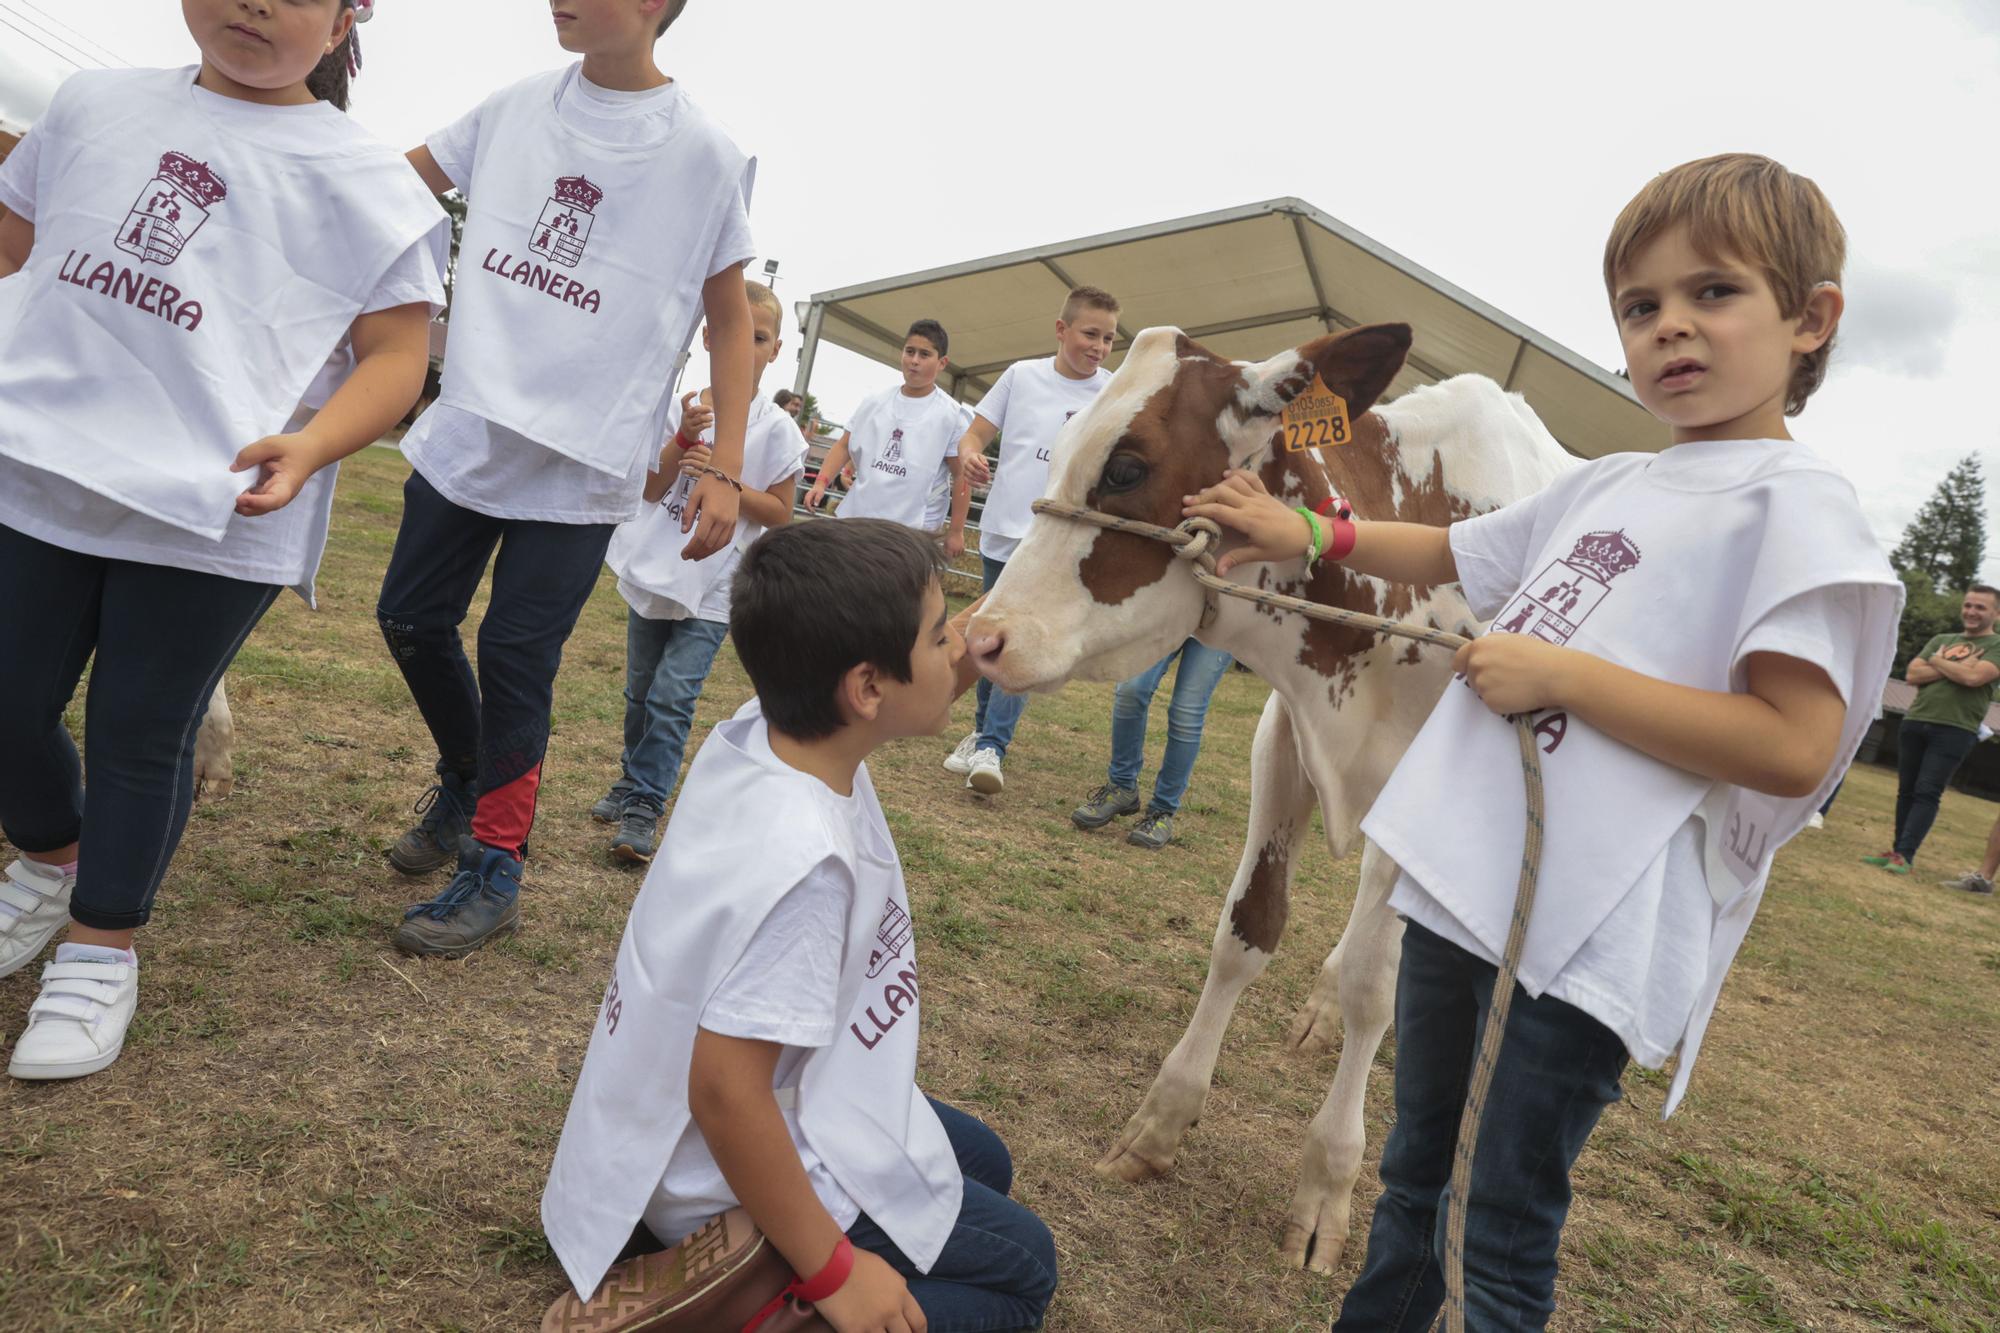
<box><xmin>401</xmin><ymin>71</ymin><xmax>756</xmax><ymax>525</ymax></box>
<box><xmin>609</xmin><ymin>391</ymin><xmax>806</xmax><ymax>623</ymax></box>
<box><xmin>1393</xmin><ymin>586</ymin><xmax>1863</xmax><ymax>1068</ymax></box>
<box><xmin>973</xmin><ymin>357</ymin><xmax>1110</xmax><ymax>563</ymax></box>
<box><xmin>0</xmin><ymin>70</ymin><xmax>446</xmax><ymax>599</ymax></box>
<box><xmin>1361</xmin><ymin>439</ymin><xmax>1903</xmax><ymax>1111</ymax></box>
<box><xmin>645</xmin><ymin>859</ymin><xmax>864</xmax><ymax>1243</ymax></box>
<box><xmin>836</xmin><ymin>387</ymin><xmax>970</xmax><ymax>530</ymax></box>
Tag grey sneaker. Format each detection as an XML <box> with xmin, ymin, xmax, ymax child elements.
<box><xmin>590</xmin><ymin>779</ymin><xmax>636</xmax><ymax>823</ymax></box>
<box><xmin>1940</xmin><ymin>872</ymin><xmax>1996</xmax><ymax>895</ymax></box>
<box><xmin>388</xmin><ymin>772</ymin><xmax>477</xmax><ymax>876</ymax></box>
<box><xmin>1127</xmin><ymin>809</ymin><xmax>1176</xmax><ymax>850</ymax></box>
<box><xmin>393</xmin><ymin>845</ymin><xmax>522</xmax><ymax>959</ymax></box>
<box><xmin>610</xmin><ymin>802</ymin><xmax>663</xmax><ymax>865</ymax></box>
<box><xmin>1071</xmin><ymin>783</ymin><xmax>1140</xmax><ymax>830</ymax></box>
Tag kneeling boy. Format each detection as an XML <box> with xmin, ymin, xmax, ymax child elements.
<box><xmin>543</xmin><ymin>519</ymin><xmax>1058</xmax><ymax>1332</ymax></box>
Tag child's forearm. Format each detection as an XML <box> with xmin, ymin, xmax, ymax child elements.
<box><xmin>813</xmin><ymin>438</ymin><xmax>852</xmax><ymax>496</ymax></box>
<box><xmin>298</xmin><ymin>304</ymin><xmax>432</xmax><ymax>468</ymax></box>
<box><xmin>1341</xmin><ymin>521</ymin><xmax>1460</xmax><ymax>586</ymax></box>
<box><xmin>947</xmin><ymin>459</ymin><xmax>969</xmax><ymax>536</ymax></box>
<box><xmin>739</xmin><ymin>484</ymin><xmax>792</xmax><ymax>528</ymax></box>
<box><xmin>1553</xmin><ymin>651</ymin><xmax>1843</xmax><ymax>798</ymax></box>
<box><xmin>642</xmin><ymin>438</ymin><xmax>693</xmax><ymax>504</ymax></box>
<box><xmin>688</xmin><ymin>1035</ymin><xmax>848</xmax><ymax>1283</ymax></box>
<box><xmin>701</xmin><ymin>282</ymin><xmax>752</xmax><ymax>481</ymax></box>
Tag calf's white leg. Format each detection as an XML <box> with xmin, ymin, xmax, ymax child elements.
<box><xmin>193</xmin><ymin>679</ymin><xmax>235</xmax><ymax>801</ymax></box>
<box><xmin>1096</xmin><ymin>694</ymin><xmax>1317</xmax><ymax>1182</ymax></box>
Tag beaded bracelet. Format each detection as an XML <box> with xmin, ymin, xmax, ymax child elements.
<box><xmin>696</xmin><ymin>465</ymin><xmax>743</xmax><ymax>493</ymax></box>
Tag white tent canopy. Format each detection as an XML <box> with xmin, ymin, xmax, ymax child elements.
<box><xmin>792</xmin><ymin>197</ymin><xmax>1664</xmax><ymax>460</ymax></box>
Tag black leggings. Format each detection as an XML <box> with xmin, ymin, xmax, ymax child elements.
<box><xmin>0</xmin><ymin>523</ymin><xmax>279</xmax><ymax>930</ymax></box>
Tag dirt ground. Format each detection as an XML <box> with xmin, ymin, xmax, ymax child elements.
<box><xmin>2</xmin><ymin>449</ymin><xmax>1995</xmax><ymax>1332</ymax></box>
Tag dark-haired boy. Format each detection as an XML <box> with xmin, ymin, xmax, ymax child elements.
<box><xmin>379</xmin><ymin>0</ymin><xmax>759</xmax><ymax>957</ymax></box>
<box><xmin>806</xmin><ymin>321</ymin><xmax>972</xmax><ymax>552</ymax></box>
<box><xmin>544</xmin><ymin>519</ymin><xmax>1057</xmax><ymax>1332</ymax></box>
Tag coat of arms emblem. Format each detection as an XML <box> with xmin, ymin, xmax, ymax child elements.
<box><xmin>883</xmin><ymin>428</ymin><xmax>905</xmax><ymax>463</ymax></box>
<box><xmin>529</xmin><ymin>174</ymin><xmax>603</xmax><ymax>269</ymax></box>
<box><xmin>116</xmin><ymin>152</ymin><xmax>226</xmax><ymax>266</ymax></box>
<box><xmin>866</xmin><ymin>901</ymin><xmax>913</xmax><ymax>979</ymax></box>
<box><xmin>1493</xmin><ymin>530</ymin><xmax>1642</xmax><ymax>645</ymax></box>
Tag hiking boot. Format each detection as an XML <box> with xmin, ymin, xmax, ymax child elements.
<box><xmin>394</xmin><ymin>844</ymin><xmax>522</xmax><ymax>959</ymax></box>
<box><xmin>965</xmin><ymin>746</ymin><xmax>1004</xmax><ymax>795</ymax></box>
<box><xmin>590</xmin><ymin>779</ymin><xmax>635</xmax><ymax>824</ymax></box>
<box><xmin>389</xmin><ymin>772</ymin><xmax>477</xmax><ymax>876</ymax></box>
<box><xmin>1071</xmin><ymin>783</ymin><xmax>1140</xmax><ymax>830</ymax></box>
<box><xmin>610</xmin><ymin>802</ymin><xmax>663</xmax><ymax>865</ymax></box>
<box><xmin>942</xmin><ymin>732</ymin><xmax>979</xmax><ymax>776</ymax></box>
<box><xmin>0</xmin><ymin>858</ymin><xmax>74</xmax><ymax>980</ymax></box>
<box><xmin>1127</xmin><ymin>809</ymin><xmax>1177</xmax><ymax>850</ymax></box>
<box><xmin>1940</xmin><ymin>872</ymin><xmax>1996</xmax><ymax>895</ymax></box>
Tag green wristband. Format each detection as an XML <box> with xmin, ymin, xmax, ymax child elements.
<box><xmin>1294</xmin><ymin>506</ymin><xmax>1325</xmax><ymax>570</ymax></box>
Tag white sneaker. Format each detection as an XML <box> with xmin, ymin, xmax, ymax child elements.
<box><xmin>1806</xmin><ymin>812</ymin><xmax>1825</xmax><ymax>830</ymax></box>
<box><xmin>966</xmin><ymin>746</ymin><xmax>1004</xmax><ymax>795</ymax></box>
<box><xmin>8</xmin><ymin>952</ymin><xmax>138</xmax><ymax>1080</ymax></box>
<box><xmin>0</xmin><ymin>858</ymin><xmax>74</xmax><ymax>980</ymax></box>
<box><xmin>942</xmin><ymin>732</ymin><xmax>979</xmax><ymax>776</ymax></box>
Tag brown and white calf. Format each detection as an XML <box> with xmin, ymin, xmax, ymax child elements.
<box><xmin>969</xmin><ymin>324</ymin><xmax>1571</xmax><ymax>1271</ymax></box>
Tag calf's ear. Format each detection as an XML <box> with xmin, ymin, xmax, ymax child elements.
<box><xmin>1227</xmin><ymin>322</ymin><xmax>1411</xmax><ymax>467</ymax></box>
<box><xmin>1243</xmin><ymin>323</ymin><xmax>1412</xmax><ymax>419</ymax></box>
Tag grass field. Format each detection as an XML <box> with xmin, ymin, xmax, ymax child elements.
<box><xmin>2</xmin><ymin>446</ymin><xmax>1996</xmax><ymax>1332</ymax></box>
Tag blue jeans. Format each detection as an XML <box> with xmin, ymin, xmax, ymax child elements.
<box><xmin>620</xmin><ymin>611</ymin><xmax>729</xmax><ymax>811</ymax></box>
<box><xmin>848</xmin><ymin>1098</ymin><xmax>1057</xmax><ymax>1332</ymax></box>
<box><xmin>973</xmin><ymin>557</ymin><xmax>1030</xmax><ymax>758</ymax></box>
<box><xmin>1893</xmin><ymin>718</ymin><xmax>1979</xmax><ymax>865</ymax></box>
<box><xmin>1333</xmin><ymin>922</ymin><xmax>1628</xmax><ymax>1331</ymax></box>
<box><xmin>1106</xmin><ymin>639</ymin><xmax>1234</xmax><ymax>815</ymax></box>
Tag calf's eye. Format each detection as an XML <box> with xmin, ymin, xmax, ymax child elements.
<box><xmin>1100</xmin><ymin>453</ymin><xmax>1146</xmax><ymax>493</ymax></box>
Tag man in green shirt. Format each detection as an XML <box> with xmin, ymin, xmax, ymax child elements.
<box><xmin>1864</xmin><ymin>585</ymin><xmax>2000</xmax><ymax>873</ymax></box>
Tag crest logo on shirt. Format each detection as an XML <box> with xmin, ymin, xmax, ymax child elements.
<box><xmin>866</xmin><ymin>901</ymin><xmax>913</xmax><ymax>979</ymax></box>
<box><xmin>529</xmin><ymin>174</ymin><xmax>603</xmax><ymax>268</ymax></box>
<box><xmin>115</xmin><ymin>152</ymin><xmax>226</xmax><ymax>266</ymax></box>
<box><xmin>883</xmin><ymin>428</ymin><xmax>905</xmax><ymax>464</ymax></box>
<box><xmin>1492</xmin><ymin>529</ymin><xmax>1642</xmax><ymax>646</ymax></box>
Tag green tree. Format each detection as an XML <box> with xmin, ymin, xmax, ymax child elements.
<box><xmin>1891</xmin><ymin>454</ymin><xmax>1987</xmax><ymax>593</ymax></box>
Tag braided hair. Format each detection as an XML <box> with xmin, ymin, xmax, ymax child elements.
<box><xmin>305</xmin><ymin>0</ymin><xmax>362</xmax><ymax>111</ymax></box>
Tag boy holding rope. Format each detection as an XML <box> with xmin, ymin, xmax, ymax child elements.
<box><xmin>1185</xmin><ymin>154</ymin><xmax>1903</xmax><ymax>1329</ymax></box>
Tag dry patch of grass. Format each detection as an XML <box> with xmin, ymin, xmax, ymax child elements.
<box><xmin>3</xmin><ymin>448</ymin><xmax>1995</xmax><ymax>1331</ymax></box>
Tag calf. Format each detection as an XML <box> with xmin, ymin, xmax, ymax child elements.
<box><xmin>969</xmin><ymin>324</ymin><xmax>1571</xmax><ymax>1270</ymax></box>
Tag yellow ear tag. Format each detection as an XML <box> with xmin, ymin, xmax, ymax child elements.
<box><xmin>1282</xmin><ymin>376</ymin><xmax>1352</xmax><ymax>452</ymax></box>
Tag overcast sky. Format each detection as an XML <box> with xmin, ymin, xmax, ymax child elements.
<box><xmin>17</xmin><ymin>0</ymin><xmax>2000</xmax><ymax>578</ymax></box>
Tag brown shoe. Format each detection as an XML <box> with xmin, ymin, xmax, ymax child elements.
<box><xmin>541</xmin><ymin>1209</ymin><xmax>832</xmax><ymax>1332</ymax></box>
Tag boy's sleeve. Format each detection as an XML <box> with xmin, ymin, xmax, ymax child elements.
<box><xmin>424</xmin><ymin>99</ymin><xmax>486</xmax><ymax>194</ymax></box>
<box><xmin>700</xmin><ymin>861</ymin><xmax>854</xmax><ymax>1048</ymax></box>
<box><xmin>705</xmin><ymin>171</ymin><xmax>756</xmax><ymax>280</ymax></box>
<box><xmin>744</xmin><ymin>418</ymin><xmax>805</xmax><ymax>492</ymax></box>
<box><xmin>1733</xmin><ymin>583</ymin><xmax>1867</xmax><ymax>705</ymax></box>
<box><xmin>360</xmin><ymin>235</ymin><xmax>449</xmax><ymax>316</ymax></box>
<box><xmin>1447</xmin><ymin>488</ymin><xmax>1555</xmax><ymax>621</ymax></box>
<box><xmin>972</xmin><ymin>364</ymin><xmax>1016</xmax><ymax>431</ymax></box>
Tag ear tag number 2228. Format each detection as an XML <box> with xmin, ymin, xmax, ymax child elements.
<box><xmin>1283</xmin><ymin>376</ymin><xmax>1352</xmax><ymax>452</ymax></box>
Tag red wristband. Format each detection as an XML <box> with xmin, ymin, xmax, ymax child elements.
<box><xmin>1328</xmin><ymin>515</ymin><xmax>1358</xmax><ymax>562</ymax></box>
<box><xmin>673</xmin><ymin>429</ymin><xmax>699</xmax><ymax>451</ymax></box>
<box><xmin>1312</xmin><ymin>493</ymin><xmax>1352</xmax><ymax>521</ymax></box>
<box><xmin>745</xmin><ymin>1238</ymin><xmax>855</xmax><ymax>1332</ymax></box>
<box><xmin>792</xmin><ymin>1237</ymin><xmax>855</xmax><ymax>1302</ymax></box>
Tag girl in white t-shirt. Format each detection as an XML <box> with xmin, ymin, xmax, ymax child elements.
<box><xmin>593</xmin><ymin>283</ymin><xmax>806</xmax><ymax>863</ymax></box>
<box><xmin>0</xmin><ymin>0</ymin><xmax>448</xmax><ymax>1082</ymax></box>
